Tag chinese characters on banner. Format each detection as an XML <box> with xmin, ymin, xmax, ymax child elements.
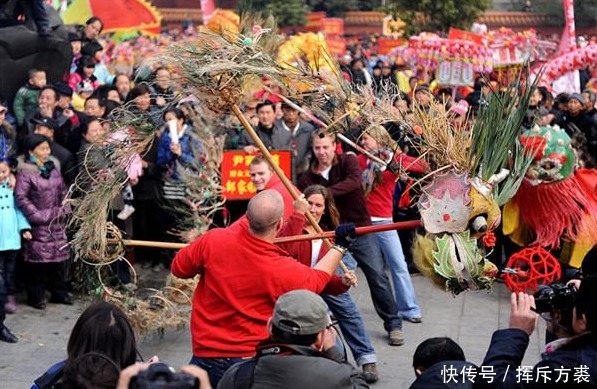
<box><xmin>323</xmin><ymin>18</ymin><xmax>346</xmax><ymax>56</ymax></box>
<box><xmin>221</xmin><ymin>151</ymin><xmax>293</xmax><ymax>200</ymax></box>
<box><xmin>448</xmin><ymin>28</ymin><xmax>484</xmax><ymax>46</ymax></box>
<box><xmin>436</xmin><ymin>60</ymin><xmax>475</xmax><ymax>86</ymax></box>
<box><xmin>323</xmin><ymin>18</ymin><xmax>344</xmax><ymax>36</ymax></box>
<box><xmin>305</xmin><ymin>12</ymin><xmax>326</xmax><ymax>32</ymax></box>
<box><xmin>378</xmin><ymin>37</ymin><xmax>405</xmax><ymax>55</ymax></box>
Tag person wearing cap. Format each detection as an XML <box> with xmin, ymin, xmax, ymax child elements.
<box><xmin>14</xmin><ymin>134</ymin><xmax>71</xmax><ymax>310</ymax></box>
<box><xmin>277</xmin><ymin>100</ymin><xmax>315</xmax><ymax>183</ymax></box>
<box><xmin>31</xmin><ymin>115</ymin><xmax>76</xmax><ymax>186</ymax></box>
<box><xmin>559</xmin><ymin>93</ymin><xmax>597</xmax><ymax>159</ymax></box>
<box><xmin>171</xmin><ymin>189</ymin><xmax>355</xmax><ymax>386</ymax></box>
<box><xmin>218</xmin><ymin>290</ymin><xmax>369</xmax><ymax>389</ymax></box>
<box><xmin>22</xmin><ymin>86</ymin><xmax>71</xmax><ymax>139</ymax></box>
<box><xmin>53</xmin><ymin>82</ymin><xmax>84</xmax><ymax>154</ymax></box>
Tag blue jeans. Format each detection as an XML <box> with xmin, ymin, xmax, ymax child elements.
<box><xmin>190</xmin><ymin>356</ymin><xmax>244</xmax><ymax>387</ymax></box>
<box><xmin>348</xmin><ymin>233</ymin><xmax>402</xmax><ymax>331</ymax></box>
<box><xmin>323</xmin><ymin>292</ymin><xmax>376</xmax><ymax>366</ymax></box>
<box><xmin>372</xmin><ymin>219</ymin><xmax>421</xmax><ymax>319</ymax></box>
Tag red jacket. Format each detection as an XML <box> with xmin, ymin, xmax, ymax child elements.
<box><xmin>265</xmin><ymin>174</ymin><xmax>298</xmax><ymax>220</ymax></box>
<box><xmin>357</xmin><ymin>153</ymin><xmax>427</xmax><ymax>218</ymax></box>
<box><xmin>171</xmin><ymin>218</ymin><xmax>332</xmax><ymax>358</ymax></box>
<box><xmin>277</xmin><ymin>212</ymin><xmax>350</xmax><ymax>296</ymax></box>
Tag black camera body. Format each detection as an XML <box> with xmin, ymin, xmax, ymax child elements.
<box><xmin>129</xmin><ymin>363</ymin><xmax>199</xmax><ymax>389</ymax></box>
<box><xmin>533</xmin><ymin>282</ymin><xmax>577</xmax><ymax>313</ymax></box>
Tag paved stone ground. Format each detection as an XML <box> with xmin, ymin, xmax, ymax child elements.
<box><xmin>2</xmin><ymin>269</ymin><xmax>545</xmax><ymax>388</ymax></box>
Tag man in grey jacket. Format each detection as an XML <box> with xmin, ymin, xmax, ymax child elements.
<box><xmin>218</xmin><ymin>289</ymin><xmax>369</xmax><ymax>389</ymax></box>
<box><xmin>277</xmin><ymin>101</ymin><xmax>315</xmax><ymax>183</ymax></box>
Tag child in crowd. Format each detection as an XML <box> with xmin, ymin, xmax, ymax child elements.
<box><xmin>13</xmin><ymin>69</ymin><xmax>46</xmax><ymax>127</ymax></box>
<box><xmin>72</xmin><ymin>81</ymin><xmax>95</xmax><ymax>112</ymax></box>
<box><xmin>68</xmin><ymin>56</ymin><xmax>99</xmax><ymax>93</ymax></box>
<box><xmin>69</xmin><ymin>32</ymin><xmax>83</xmax><ymax>74</ymax></box>
<box><xmin>81</xmin><ymin>41</ymin><xmax>115</xmax><ymax>86</ymax></box>
<box><xmin>0</xmin><ymin>144</ymin><xmax>32</xmax><ymax>316</ymax></box>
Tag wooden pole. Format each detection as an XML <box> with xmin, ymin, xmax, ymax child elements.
<box><xmin>265</xmin><ymin>89</ymin><xmax>386</xmax><ymax>165</ymax></box>
<box><xmin>116</xmin><ymin>220</ymin><xmax>421</xmax><ymax>249</ymax></box>
<box><xmin>230</xmin><ymin>104</ymin><xmax>349</xmax><ymax>274</ymax></box>
<box><xmin>274</xmin><ymin>220</ymin><xmax>421</xmax><ymax>243</ymax></box>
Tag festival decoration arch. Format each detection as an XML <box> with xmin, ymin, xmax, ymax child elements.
<box><xmin>535</xmin><ymin>44</ymin><xmax>597</xmax><ymax>86</ymax></box>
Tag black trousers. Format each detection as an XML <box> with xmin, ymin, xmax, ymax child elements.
<box><xmin>26</xmin><ymin>261</ymin><xmax>68</xmax><ymax>303</ymax></box>
<box><xmin>132</xmin><ymin>198</ymin><xmax>165</xmax><ymax>265</ymax></box>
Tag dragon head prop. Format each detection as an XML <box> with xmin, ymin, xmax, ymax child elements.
<box><xmin>519</xmin><ymin>125</ymin><xmax>574</xmax><ymax>186</ymax></box>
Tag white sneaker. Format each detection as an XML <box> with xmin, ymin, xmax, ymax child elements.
<box><xmin>117</xmin><ymin>205</ymin><xmax>135</xmax><ymax>220</ymax></box>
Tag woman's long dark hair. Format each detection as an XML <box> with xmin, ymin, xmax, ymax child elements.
<box><xmin>66</xmin><ymin>301</ymin><xmax>137</xmax><ymax>369</ymax></box>
<box><xmin>303</xmin><ymin>185</ymin><xmax>340</xmax><ymax>230</ymax></box>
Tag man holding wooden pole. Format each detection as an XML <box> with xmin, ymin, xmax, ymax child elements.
<box><xmin>171</xmin><ymin>189</ymin><xmax>356</xmax><ymax>387</ymax></box>
<box><xmin>299</xmin><ymin>130</ymin><xmax>405</xmax><ymax>347</ymax></box>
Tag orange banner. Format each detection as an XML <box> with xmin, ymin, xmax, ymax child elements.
<box><xmin>377</xmin><ymin>37</ymin><xmax>404</xmax><ymax>55</ymax></box>
<box><xmin>323</xmin><ymin>18</ymin><xmax>344</xmax><ymax>36</ymax></box>
<box><xmin>305</xmin><ymin>12</ymin><xmax>326</xmax><ymax>32</ymax></box>
<box><xmin>448</xmin><ymin>28</ymin><xmax>484</xmax><ymax>45</ymax></box>
<box><xmin>325</xmin><ymin>36</ymin><xmax>347</xmax><ymax>56</ymax></box>
<box><xmin>221</xmin><ymin>151</ymin><xmax>293</xmax><ymax>200</ymax></box>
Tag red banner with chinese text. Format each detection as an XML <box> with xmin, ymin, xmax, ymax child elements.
<box><xmin>378</xmin><ymin>37</ymin><xmax>405</xmax><ymax>55</ymax></box>
<box><xmin>323</xmin><ymin>18</ymin><xmax>344</xmax><ymax>36</ymax></box>
<box><xmin>221</xmin><ymin>151</ymin><xmax>293</xmax><ymax>200</ymax></box>
<box><xmin>325</xmin><ymin>37</ymin><xmax>347</xmax><ymax>56</ymax></box>
<box><xmin>305</xmin><ymin>12</ymin><xmax>326</xmax><ymax>32</ymax></box>
<box><xmin>448</xmin><ymin>28</ymin><xmax>484</xmax><ymax>46</ymax></box>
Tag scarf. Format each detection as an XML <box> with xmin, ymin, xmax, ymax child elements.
<box><xmin>29</xmin><ymin>155</ymin><xmax>55</xmax><ymax>179</ymax></box>
<box><xmin>361</xmin><ymin>148</ymin><xmax>393</xmax><ymax>195</ymax></box>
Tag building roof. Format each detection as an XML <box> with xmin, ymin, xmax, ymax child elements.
<box><xmin>478</xmin><ymin>12</ymin><xmax>561</xmax><ymax>28</ymax></box>
<box><xmin>159</xmin><ymin>9</ymin><xmax>563</xmax><ymax>31</ymax></box>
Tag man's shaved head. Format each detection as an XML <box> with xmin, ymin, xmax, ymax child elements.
<box><xmin>247</xmin><ymin>190</ymin><xmax>284</xmax><ymax>235</ymax></box>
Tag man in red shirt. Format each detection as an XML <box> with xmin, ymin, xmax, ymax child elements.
<box><xmin>171</xmin><ymin>189</ymin><xmax>352</xmax><ymax>387</ymax></box>
<box><xmin>249</xmin><ymin>154</ymin><xmax>297</xmax><ymax>219</ymax></box>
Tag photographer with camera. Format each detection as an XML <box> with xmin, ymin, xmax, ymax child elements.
<box><xmin>218</xmin><ymin>290</ymin><xmax>369</xmax><ymax>389</ymax></box>
<box><xmin>478</xmin><ymin>274</ymin><xmax>597</xmax><ymax>388</ymax></box>
<box><xmin>117</xmin><ymin>362</ymin><xmax>211</xmax><ymax>389</ymax></box>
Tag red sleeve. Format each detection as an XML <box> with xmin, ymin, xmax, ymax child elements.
<box><xmin>276</xmin><ymin>212</ymin><xmax>306</xmax><ymax>258</ymax></box>
<box><xmin>322</xmin><ymin>275</ymin><xmax>350</xmax><ymax>295</ymax></box>
<box><xmin>328</xmin><ymin>155</ymin><xmax>363</xmax><ymax>197</ymax></box>
<box><xmin>274</xmin><ymin>259</ymin><xmax>332</xmax><ymax>295</ymax></box>
<box><xmin>171</xmin><ymin>234</ymin><xmax>205</xmax><ymax>278</ymax></box>
<box><xmin>398</xmin><ymin>154</ymin><xmax>428</xmax><ymax>175</ymax></box>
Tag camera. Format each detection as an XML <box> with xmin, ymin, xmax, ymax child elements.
<box><xmin>533</xmin><ymin>282</ymin><xmax>577</xmax><ymax>313</ymax></box>
<box><xmin>129</xmin><ymin>363</ymin><xmax>199</xmax><ymax>389</ymax></box>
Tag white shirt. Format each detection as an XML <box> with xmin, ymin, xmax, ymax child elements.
<box><xmin>319</xmin><ymin>166</ymin><xmax>332</xmax><ymax>180</ymax></box>
<box><xmin>311</xmin><ymin>239</ymin><xmax>323</xmax><ymax>267</ymax></box>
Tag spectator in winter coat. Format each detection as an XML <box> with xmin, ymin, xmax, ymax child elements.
<box><xmin>13</xmin><ymin>69</ymin><xmax>46</xmax><ymax>127</ymax></box>
<box><xmin>14</xmin><ymin>134</ymin><xmax>71</xmax><ymax>310</ymax></box>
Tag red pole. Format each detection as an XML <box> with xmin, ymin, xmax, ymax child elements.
<box><xmin>274</xmin><ymin>220</ymin><xmax>421</xmax><ymax>244</ymax></box>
